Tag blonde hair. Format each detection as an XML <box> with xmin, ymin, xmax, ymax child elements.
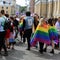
<box><xmin>39</xmin><ymin>18</ymin><xmax>44</xmax><ymax>25</ymax></box>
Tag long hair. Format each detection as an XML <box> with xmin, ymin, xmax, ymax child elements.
<box><xmin>48</xmin><ymin>18</ymin><xmax>55</xmax><ymax>26</ymax></box>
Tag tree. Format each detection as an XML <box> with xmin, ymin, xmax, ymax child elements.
<box><xmin>20</xmin><ymin>6</ymin><xmax>27</xmax><ymax>13</ymax></box>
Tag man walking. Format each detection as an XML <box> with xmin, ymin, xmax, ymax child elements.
<box><xmin>23</xmin><ymin>12</ymin><xmax>34</xmax><ymax>50</ymax></box>
<box><xmin>0</xmin><ymin>10</ymin><xmax>8</xmax><ymax>56</ymax></box>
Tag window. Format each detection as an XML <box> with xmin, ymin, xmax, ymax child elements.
<box><xmin>6</xmin><ymin>7</ymin><xmax>8</xmax><ymax>9</ymax></box>
<box><xmin>2</xmin><ymin>6</ymin><xmax>4</xmax><ymax>9</ymax></box>
<box><xmin>6</xmin><ymin>11</ymin><xmax>8</xmax><ymax>14</ymax></box>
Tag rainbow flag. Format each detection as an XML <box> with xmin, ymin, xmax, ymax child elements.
<box><xmin>30</xmin><ymin>24</ymin><xmax>50</xmax><ymax>46</ymax></box>
<box><xmin>18</xmin><ymin>22</ymin><xmax>23</xmax><ymax>31</ymax></box>
<box><xmin>49</xmin><ymin>26</ymin><xmax>58</xmax><ymax>44</ymax></box>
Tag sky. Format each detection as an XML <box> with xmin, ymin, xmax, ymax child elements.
<box><xmin>16</xmin><ymin>0</ymin><xmax>27</xmax><ymax>6</ymax></box>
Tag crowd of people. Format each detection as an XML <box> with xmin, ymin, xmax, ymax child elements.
<box><xmin>0</xmin><ymin>10</ymin><xmax>19</xmax><ymax>56</ymax></box>
<box><xmin>0</xmin><ymin>10</ymin><xmax>60</xmax><ymax>56</ymax></box>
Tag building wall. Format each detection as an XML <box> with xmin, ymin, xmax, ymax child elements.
<box><xmin>41</xmin><ymin>3</ymin><xmax>46</xmax><ymax>17</ymax></box>
<box><xmin>0</xmin><ymin>0</ymin><xmax>16</xmax><ymax>16</ymax></box>
<box><xmin>34</xmin><ymin>0</ymin><xmax>60</xmax><ymax>18</ymax></box>
<box><xmin>30</xmin><ymin>0</ymin><xmax>35</xmax><ymax>14</ymax></box>
<box><xmin>34</xmin><ymin>1</ymin><xmax>47</xmax><ymax>17</ymax></box>
<box><xmin>34</xmin><ymin>2</ymin><xmax>40</xmax><ymax>17</ymax></box>
<box><xmin>0</xmin><ymin>0</ymin><xmax>16</xmax><ymax>5</ymax></box>
<box><xmin>0</xmin><ymin>6</ymin><xmax>11</xmax><ymax>15</ymax></box>
<box><xmin>11</xmin><ymin>5</ymin><xmax>15</xmax><ymax>15</ymax></box>
<box><xmin>15</xmin><ymin>4</ymin><xmax>20</xmax><ymax>15</ymax></box>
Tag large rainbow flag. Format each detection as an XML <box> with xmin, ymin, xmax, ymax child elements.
<box><xmin>30</xmin><ymin>24</ymin><xmax>50</xmax><ymax>46</ymax></box>
<box><xmin>49</xmin><ymin>26</ymin><xmax>58</xmax><ymax>44</ymax></box>
<box><xmin>30</xmin><ymin>24</ymin><xmax>59</xmax><ymax>47</ymax></box>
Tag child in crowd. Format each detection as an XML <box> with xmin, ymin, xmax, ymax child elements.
<box><xmin>9</xmin><ymin>17</ymin><xmax>16</xmax><ymax>49</ymax></box>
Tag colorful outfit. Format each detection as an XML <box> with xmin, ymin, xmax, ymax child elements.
<box><xmin>49</xmin><ymin>26</ymin><xmax>58</xmax><ymax>44</ymax></box>
<box><xmin>30</xmin><ymin>24</ymin><xmax>58</xmax><ymax>47</ymax></box>
<box><xmin>30</xmin><ymin>24</ymin><xmax>50</xmax><ymax>46</ymax></box>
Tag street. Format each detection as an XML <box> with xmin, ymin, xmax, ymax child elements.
<box><xmin>0</xmin><ymin>0</ymin><xmax>60</xmax><ymax>60</ymax></box>
<box><xmin>0</xmin><ymin>43</ymin><xmax>60</xmax><ymax>60</ymax></box>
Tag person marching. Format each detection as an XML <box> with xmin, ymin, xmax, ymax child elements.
<box><xmin>0</xmin><ymin>10</ymin><xmax>8</xmax><ymax>56</ymax></box>
<box><xmin>19</xmin><ymin>16</ymin><xmax>25</xmax><ymax>43</ymax></box>
<box><xmin>55</xmin><ymin>17</ymin><xmax>60</xmax><ymax>48</ymax></box>
<box><xmin>13</xmin><ymin>16</ymin><xmax>19</xmax><ymax>39</ymax></box>
<box><xmin>40</xmin><ymin>18</ymin><xmax>58</xmax><ymax>54</ymax></box>
<box><xmin>23</xmin><ymin>11</ymin><xmax>34</xmax><ymax>50</ymax></box>
<box><xmin>30</xmin><ymin>18</ymin><xmax>50</xmax><ymax>54</ymax></box>
<box><xmin>32</xmin><ymin>14</ymin><xmax>39</xmax><ymax>48</ymax></box>
<box><xmin>9</xmin><ymin>17</ymin><xmax>16</xmax><ymax>49</ymax></box>
<box><xmin>5</xmin><ymin>14</ymin><xmax>11</xmax><ymax>49</ymax></box>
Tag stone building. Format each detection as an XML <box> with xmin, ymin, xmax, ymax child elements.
<box><xmin>34</xmin><ymin>0</ymin><xmax>60</xmax><ymax>18</ymax></box>
<box><xmin>30</xmin><ymin>0</ymin><xmax>35</xmax><ymax>14</ymax></box>
<box><xmin>0</xmin><ymin>0</ymin><xmax>16</xmax><ymax>16</ymax></box>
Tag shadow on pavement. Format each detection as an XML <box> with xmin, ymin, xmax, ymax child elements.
<box><xmin>30</xmin><ymin>49</ymin><xmax>60</xmax><ymax>60</ymax></box>
<box><xmin>15</xmin><ymin>42</ymin><xmax>27</xmax><ymax>47</ymax></box>
<box><xmin>4</xmin><ymin>49</ymin><xmax>27</xmax><ymax>60</ymax></box>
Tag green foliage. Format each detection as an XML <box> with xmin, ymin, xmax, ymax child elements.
<box><xmin>20</xmin><ymin>6</ymin><xmax>27</xmax><ymax>13</ymax></box>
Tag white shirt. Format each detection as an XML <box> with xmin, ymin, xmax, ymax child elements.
<box><xmin>55</xmin><ymin>21</ymin><xmax>60</xmax><ymax>34</ymax></box>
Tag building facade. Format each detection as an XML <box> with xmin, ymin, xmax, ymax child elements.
<box><xmin>25</xmin><ymin>0</ymin><xmax>30</xmax><ymax>11</ymax></box>
<box><xmin>34</xmin><ymin>0</ymin><xmax>60</xmax><ymax>18</ymax></box>
<box><xmin>0</xmin><ymin>0</ymin><xmax>16</xmax><ymax>16</ymax></box>
<box><xmin>30</xmin><ymin>0</ymin><xmax>35</xmax><ymax>14</ymax></box>
<box><xmin>34</xmin><ymin>0</ymin><xmax>40</xmax><ymax>17</ymax></box>
<box><xmin>15</xmin><ymin>4</ymin><xmax>21</xmax><ymax>15</ymax></box>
